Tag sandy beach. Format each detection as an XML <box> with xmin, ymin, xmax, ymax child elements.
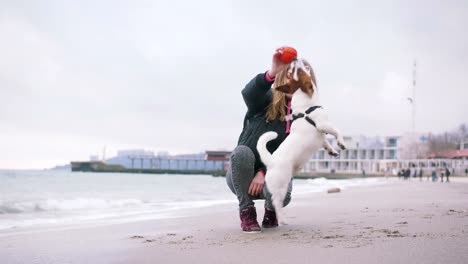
<box><xmin>1</xmin><ymin>177</ymin><xmax>468</xmax><ymax>264</ymax></box>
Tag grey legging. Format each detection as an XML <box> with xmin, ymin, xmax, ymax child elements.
<box><xmin>226</xmin><ymin>145</ymin><xmax>292</xmax><ymax>210</ymax></box>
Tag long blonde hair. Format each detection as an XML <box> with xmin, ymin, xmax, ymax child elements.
<box><xmin>265</xmin><ymin>59</ymin><xmax>317</xmax><ymax>122</ymax></box>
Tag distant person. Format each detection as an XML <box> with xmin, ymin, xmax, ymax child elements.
<box><xmin>226</xmin><ymin>47</ymin><xmax>315</xmax><ymax>232</ymax></box>
<box><xmin>419</xmin><ymin>168</ymin><xmax>423</xmax><ymax>181</ymax></box>
<box><xmin>440</xmin><ymin>168</ymin><xmax>445</xmax><ymax>183</ymax></box>
<box><xmin>405</xmin><ymin>168</ymin><xmax>411</xmax><ymax>180</ymax></box>
<box><xmin>431</xmin><ymin>168</ymin><xmax>437</xmax><ymax>182</ymax></box>
<box><xmin>445</xmin><ymin>167</ymin><xmax>450</xmax><ymax>183</ymax></box>
<box><xmin>465</xmin><ymin>167</ymin><xmax>468</xmax><ymax>176</ymax></box>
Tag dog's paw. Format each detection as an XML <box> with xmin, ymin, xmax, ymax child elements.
<box><xmin>338</xmin><ymin>142</ymin><xmax>346</xmax><ymax>150</ymax></box>
<box><xmin>328</xmin><ymin>151</ymin><xmax>339</xmax><ymax>157</ymax></box>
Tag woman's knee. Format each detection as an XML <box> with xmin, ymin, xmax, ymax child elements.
<box><xmin>230</xmin><ymin>145</ymin><xmax>255</xmax><ymax>164</ymax></box>
<box><xmin>229</xmin><ymin>146</ymin><xmax>255</xmax><ymax>174</ymax></box>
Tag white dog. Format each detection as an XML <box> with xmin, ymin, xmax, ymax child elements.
<box><xmin>257</xmin><ymin>58</ymin><xmax>346</xmax><ymax>225</ymax></box>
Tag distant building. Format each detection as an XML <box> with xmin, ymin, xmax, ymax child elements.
<box><xmin>205</xmin><ymin>151</ymin><xmax>231</xmax><ymax>161</ymax></box>
<box><xmin>460</xmin><ymin>138</ymin><xmax>468</xmax><ymax>150</ymax></box>
<box><xmin>206</xmin><ymin>151</ymin><xmax>231</xmax><ymax>171</ymax></box>
<box><xmin>425</xmin><ymin>149</ymin><xmax>468</xmax><ymax>160</ymax></box>
<box><xmin>301</xmin><ymin>133</ymin><xmax>437</xmax><ymax>174</ymax></box>
<box><xmin>303</xmin><ymin>135</ymin><xmax>402</xmax><ymax>174</ymax></box>
<box><xmin>117</xmin><ymin>149</ymin><xmax>154</xmax><ymax>157</ymax></box>
<box><xmin>105</xmin><ymin>149</ymin><xmax>226</xmax><ymax>171</ymax></box>
<box><xmin>99</xmin><ymin>133</ymin><xmax>465</xmax><ymax>175</ymax></box>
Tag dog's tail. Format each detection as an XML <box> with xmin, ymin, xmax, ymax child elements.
<box><xmin>256</xmin><ymin>131</ymin><xmax>278</xmax><ymax>167</ymax></box>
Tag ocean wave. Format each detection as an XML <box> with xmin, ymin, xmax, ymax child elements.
<box><xmin>291</xmin><ymin>177</ymin><xmax>386</xmax><ymax>195</ymax></box>
<box><xmin>0</xmin><ymin>198</ymin><xmax>145</xmax><ymax>214</ymax></box>
<box><xmin>0</xmin><ymin>197</ymin><xmax>236</xmax><ymax>216</ymax></box>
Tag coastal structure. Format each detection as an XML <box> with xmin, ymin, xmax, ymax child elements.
<box><xmin>71</xmin><ymin>134</ymin><xmax>467</xmax><ymax>176</ymax></box>
<box><xmin>303</xmin><ymin>135</ymin><xmax>400</xmax><ymax>174</ymax></box>
<box><xmin>302</xmin><ymin>133</ymin><xmax>466</xmax><ymax>175</ymax></box>
<box><xmin>71</xmin><ymin>149</ymin><xmax>229</xmax><ymax>174</ymax></box>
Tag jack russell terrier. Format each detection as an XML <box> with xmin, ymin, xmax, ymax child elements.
<box><xmin>257</xmin><ymin>58</ymin><xmax>346</xmax><ymax>225</ymax></box>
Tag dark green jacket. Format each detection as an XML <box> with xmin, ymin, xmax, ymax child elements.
<box><xmin>237</xmin><ymin>72</ymin><xmax>290</xmax><ymax>172</ymax></box>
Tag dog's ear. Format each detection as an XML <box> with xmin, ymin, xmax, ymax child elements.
<box><xmin>275</xmin><ymin>84</ymin><xmax>291</xmax><ymax>94</ymax></box>
<box><xmin>300</xmin><ymin>84</ymin><xmax>313</xmax><ymax>97</ymax></box>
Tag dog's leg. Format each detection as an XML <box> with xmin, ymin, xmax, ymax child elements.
<box><xmin>266</xmin><ymin>170</ymin><xmax>292</xmax><ymax>226</ymax></box>
<box><xmin>271</xmin><ymin>185</ymin><xmax>289</xmax><ymax>225</ymax></box>
<box><xmin>323</xmin><ymin>139</ymin><xmax>339</xmax><ymax>157</ymax></box>
<box><xmin>316</xmin><ymin>122</ymin><xmax>347</xmax><ymax>150</ymax></box>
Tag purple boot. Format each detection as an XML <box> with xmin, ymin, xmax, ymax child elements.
<box><xmin>262</xmin><ymin>208</ymin><xmax>278</xmax><ymax>228</ymax></box>
<box><xmin>240</xmin><ymin>206</ymin><xmax>261</xmax><ymax>233</ymax></box>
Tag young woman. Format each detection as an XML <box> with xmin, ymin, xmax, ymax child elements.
<box><xmin>226</xmin><ymin>48</ymin><xmax>317</xmax><ymax>232</ymax></box>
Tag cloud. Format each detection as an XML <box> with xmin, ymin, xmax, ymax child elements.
<box><xmin>0</xmin><ymin>0</ymin><xmax>467</xmax><ymax>169</ymax></box>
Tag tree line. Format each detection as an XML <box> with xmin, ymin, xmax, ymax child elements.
<box><xmin>428</xmin><ymin>123</ymin><xmax>467</xmax><ymax>152</ymax></box>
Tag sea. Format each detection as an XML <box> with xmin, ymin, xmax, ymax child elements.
<box><xmin>0</xmin><ymin>170</ymin><xmax>387</xmax><ymax>234</ymax></box>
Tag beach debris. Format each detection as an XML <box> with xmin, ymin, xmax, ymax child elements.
<box><xmin>446</xmin><ymin>209</ymin><xmax>468</xmax><ymax>216</ymax></box>
<box><xmin>322</xmin><ymin>234</ymin><xmax>345</xmax><ymax>239</ymax></box>
<box><xmin>130</xmin><ymin>235</ymin><xmax>144</xmax><ymax>239</ymax></box>
<box><xmin>422</xmin><ymin>214</ymin><xmax>433</xmax><ymax>219</ymax></box>
<box><xmin>397</xmin><ymin>221</ymin><xmax>408</xmax><ymax>225</ymax></box>
<box><xmin>377</xmin><ymin>229</ymin><xmax>404</xmax><ymax>237</ymax></box>
<box><xmin>167</xmin><ymin>233</ymin><xmax>177</xmax><ymax>236</ymax></box>
<box><xmin>327</xmin><ymin>187</ymin><xmax>341</xmax><ymax>193</ymax></box>
<box><xmin>448</xmin><ymin>209</ymin><xmax>467</xmax><ymax>213</ymax></box>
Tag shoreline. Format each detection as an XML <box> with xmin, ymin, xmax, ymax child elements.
<box><xmin>0</xmin><ymin>177</ymin><xmax>388</xmax><ymax>234</ymax></box>
<box><xmin>1</xmin><ymin>178</ymin><xmax>468</xmax><ymax>264</ymax></box>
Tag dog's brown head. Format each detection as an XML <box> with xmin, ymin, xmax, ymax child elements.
<box><xmin>275</xmin><ymin>58</ymin><xmax>315</xmax><ymax>97</ymax></box>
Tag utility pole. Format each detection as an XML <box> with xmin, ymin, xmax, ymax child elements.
<box><xmin>411</xmin><ymin>60</ymin><xmax>417</xmax><ymax>133</ymax></box>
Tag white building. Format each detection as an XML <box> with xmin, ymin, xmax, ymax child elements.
<box><xmin>302</xmin><ymin>134</ymin><xmax>429</xmax><ymax>174</ymax></box>
<box><xmin>117</xmin><ymin>149</ymin><xmax>154</xmax><ymax>157</ymax></box>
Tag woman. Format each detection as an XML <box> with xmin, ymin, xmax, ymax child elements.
<box><xmin>226</xmin><ymin>48</ymin><xmax>317</xmax><ymax>232</ymax></box>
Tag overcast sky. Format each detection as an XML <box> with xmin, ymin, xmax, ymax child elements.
<box><xmin>1</xmin><ymin>0</ymin><xmax>467</xmax><ymax>169</ymax></box>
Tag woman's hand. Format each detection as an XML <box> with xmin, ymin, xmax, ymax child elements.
<box><xmin>248</xmin><ymin>170</ymin><xmax>265</xmax><ymax>196</ymax></box>
<box><xmin>267</xmin><ymin>49</ymin><xmax>289</xmax><ymax>78</ymax></box>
